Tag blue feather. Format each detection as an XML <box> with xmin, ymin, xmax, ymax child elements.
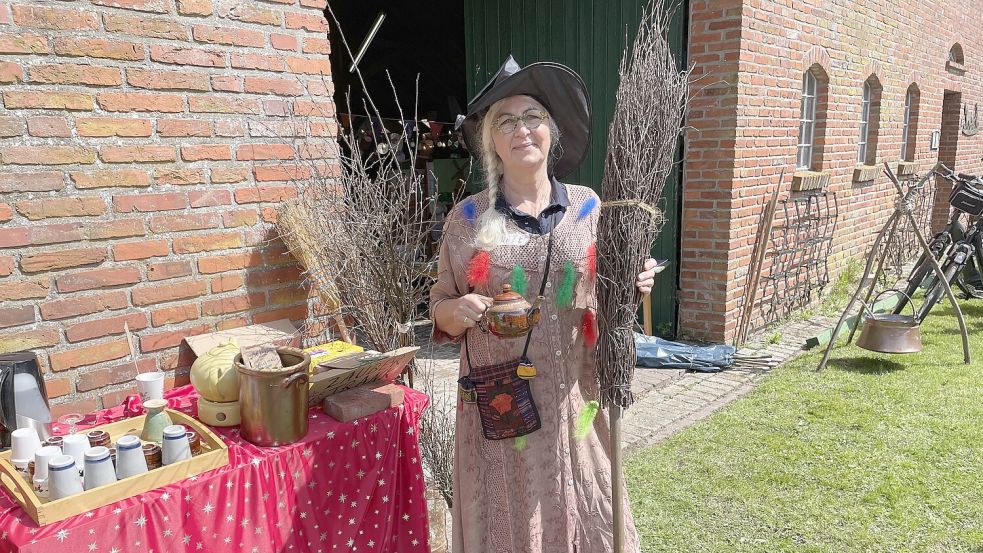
<box><xmin>575</xmin><ymin>196</ymin><xmax>598</xmax><ymax>221</ymax></box>
<box><xmin>461</xmin><ymin>198</ymin><xmax>476</xmax><ymax>225</ymax></box>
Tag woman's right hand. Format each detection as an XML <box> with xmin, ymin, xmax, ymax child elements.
<box><xmin>436</xmin><ymin>294</ymin><xmax>492</xmax><ymax>337</ymax></box>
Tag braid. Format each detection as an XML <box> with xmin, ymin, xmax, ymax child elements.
<box><xmin>476</xmin><ymin>102</ymin><xmax>508</xmax><ymax>250</ymax></box>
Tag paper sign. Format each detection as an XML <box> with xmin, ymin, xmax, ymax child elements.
<box><xmin>307</xmin><ymin>346</ymin><xmax>418</xmax><ymax>406</ymax></box>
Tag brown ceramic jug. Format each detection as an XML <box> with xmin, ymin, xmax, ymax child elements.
<box><xmin>477</xmin><ymin>284</ymin><xmax>544</xmax><ymax>339</ymax></box>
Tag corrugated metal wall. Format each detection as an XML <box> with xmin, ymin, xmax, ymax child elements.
<box><xmin>463</xmin><ymin>0</ymin><xmax>688</xmax><ymax>336</ymax></box>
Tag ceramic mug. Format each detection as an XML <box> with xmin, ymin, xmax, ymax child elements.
<box><xmin>47</xmin><ymin>455</ymin><xmax>84</xmax><ymax>500</ymax></box>
<box><xmin>115</xmin><ymin>435</ymin><xmax>148</xmax><ymax>479</ymax></box>
<box><xmin>61</xmin><ymin>434</ymin><xmax>90</xmax><ymax>477</ymax></box>
<box><xmin>161</xmin><ymin>425</ymin><xmax>191</xmax><ymax>466</ymax></box>
<box><xmin>135</xmin><ymin>371</ymin><xmax>165</xmax><ymax>402</ymax></box>
<box><xmin>10</xmin><ymin>428</ymin><xmax>42</xmax><ymax>473</ymax></box>
<box><xmin>83</xmin><ymin>447</ymin><xmax>117</xmax><ymax>490</ymax></box>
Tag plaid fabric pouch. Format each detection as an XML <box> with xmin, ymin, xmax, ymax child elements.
<box><xmin>470</xmin><ymin>358</ymin><xmax>542</xmax><ymax>440</ymax></box>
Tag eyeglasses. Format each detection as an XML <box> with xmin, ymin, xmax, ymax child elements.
<box><xmin>494</xmin><ymin>110</ymin><xmax>548</xmax><ymax>134</ymax></box>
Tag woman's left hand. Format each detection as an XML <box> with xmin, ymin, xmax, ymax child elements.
<box><xmin>636</xmin><ymin>258</ymin><xmax>659</xmax><ymax>295</ymax></box>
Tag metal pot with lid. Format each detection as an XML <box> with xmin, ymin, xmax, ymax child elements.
<box><xmin>234</xmin><ymin>347</ymin><xmax>311</xmax><ymax>447</ymax></box>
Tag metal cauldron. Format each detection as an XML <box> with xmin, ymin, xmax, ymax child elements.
<box><xmin>856</xmin><ymin>291</ymin><xmax>923</xmax><ymax>354</ymax></box>
<box><xmin>235</xmin><ymin>347</ymin><xmax>311</xmax><ymax>447</ymax></box>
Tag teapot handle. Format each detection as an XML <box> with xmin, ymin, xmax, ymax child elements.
<box><xmin>475</xmin><ymin>315</ymin><xmax>489</xmax><ymax>334</ymax></box>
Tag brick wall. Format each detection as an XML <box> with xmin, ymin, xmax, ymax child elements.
<box><xmin>0</xmin><ymin>0</ymin><xmax>336</xmax><ymax>416</ymax></box>
<box><xmin>682</xmin><ymin>0</ymin><xmax>983</xmax><ymax>342</ymax></box>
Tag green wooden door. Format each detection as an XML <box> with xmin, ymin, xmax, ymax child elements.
<box><xmin>464</xmin><ymin>0</ymin><xmax>687</xmax><ymax>336</ymax></box>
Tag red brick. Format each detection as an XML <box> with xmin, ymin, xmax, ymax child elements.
<box><xmin>114</xmin><ymin>193</ymin><xmax>186</xmax><ymax>213</ymax></box>
<box><xmin>147</xmin><ymin>260</ymin><xmax>192</xmax><ymax>281</ymax></box>
<box><xmin>284</xmin><ymin>11</ymin><xmax>327</xmax><ymax>32</ymax></box>
<box><xmin>303</xmin><ymin>37</ymin><xmax>330</xmax><ymax>55</ymax></box>
<box><xmin>0</xmin><ymin>116</ymin><xmax>23</xmax><ymax>138</ymax></box>
<box><xmin>271</xmin><ymin>33</ymin><xmax>298</xmax><ymax>51</ymax></box>
<box><xmin>91</xmin><ymin>0</ymin><xmax>169</xmax><ymax>13</ymax></box>
<box><xmin>0</xmin><ymin>278</ymin><xmax>50</xmax><ymax>301</ymax></box>
<box><xmin>101</xmin><ymin>386</ymin><xmax>140</xmax><ymax>409</ymax></box>
<box><xmin>294</xmin><ymin>100</ymin><xmax>334</xmax><ymax>117</ymax></box>
<box><xmin>0</xmin><ymin>327</ymin><xmax>60</xmax><ymax>352</ymax></box>
<box><xmin>86</xmin><ymin>219</ymin><xmax>145</xmax><ymax>241</ymax></box>
<box><xmin>113</xmin><ymin>239</ymin><xmax>168</xmax><ymax>261</ymax></box>
<box><xmin>29</xmin><ymin>222</ymin><xmax>83</xmax><ymax>246</ymax></box>
<box><xmin>22</xmin><ymin>247</ymin><xmax>107</xmax><ymax>274</ymax></box>
<box><xmin>231</xmin><ymin>52</ymin><xmax>286</xmax><ymax>72</ymax></box>
<box><xmin>0</xmin><ymin>227</ymin><xmax>29</xmax><ymax>248</ymax></box>
<box><xmin>148</xmin><ymin>212</ymin><xmax>219</xmax><ymax>233</ymax></box>
<box><xmin>153</xmin><ymin>168</ymin><xmax>206</xmax><ymax>186</ymax></box>
<box><xmin>15</xmin><ymin>197</ymin><xmax>105</xmax><ymax>220</ymax></box>
<box><xmin>285</xmin><ymin>56</ymin><xmax>329</xmax><ymax>75</ymax></box>
<box><xmin>176</xmin><ymin>0</ymin><xmax>212</xmax><ymax>16</ymax></box>
<box><xmin>235</xmin><ymin>186</ymin><xmax>298</xmax><ymax>204</ymax></box>
<box><xmin>65</xmin><ymin>312</ymin><xmax>149</xmax><ymax>343</ymax></box>
<box><xmin>188</xmin><ymin>190</ymin><xmax>231</xmax><ymax>208</ymax></box>
<box><xmin>299</xmin><ymin>0</ymin><xmax>326</xmax><ymax>7</ymax></box>
<box><xmin>259</xmin><ymin>207</ymin><xmax>279</xmax><ymax>223</ymax></box>
<box><xmin>225</xmin><ymin>4</ymin><xmax>282</xmax><ymax>26</ymax></box>
<box><xmin>214</xmin><ymin>121</ymin><xmax>246</xmax><ymax>136</ymax></box>
<box><xmin>247</xmin><ymin>120</ymin><xmax>306</xmax><ymax>138</ymax></box>
<box><xmin>236</xmin><ymin>144</ymin><xmax>295</xmax><ymax>161</ymax></box>
<box><xmin>70</xmin><ymin>169</ymin><xmax>150</xmax><ymax>190</ymax></box>
<box><xmin>0</xmin><ymin>33</ymin><xmax>49</xmax><ymax>55</ymax></box>
<box><xmin>56</xmin><ymin>267</ymin><xmax>141</xmax><ymax>293</ymax></box>
<box><xmin>76</xmin><ymin>358</ymin><xmax>155</xmax><ymax>392</ymax></box>
<box><xmin>27</xmin><ymin>63</ymin><xmax>122</xmax><ymax>87</ymax></box>
<box><xmin>0</xmin><ymin>61</ymin><xmax>21</xmax><ymax>83</ymax></box>
<box><xmin>51</xmin><ymin>398</ymin><xmax>103</xmax><ymax>420</ymax></box>
<box><xmin>2</xmin><ymin>90</ymin><xmax>93</xmax><ymax>110</ymax></box>
<box><xmin>131</xmin><ymin>279</ymin><xmax>206</xmax><ymax>306</ymax></box>
<box><xmin>197</xmin><ymin>251</ymin><xmax>264</xmax><ymax>274</ymax></box>
<box><xmin>210</xmin><ymin>167</ymin><xmax>249</xmax><ymax>184</ymax></box>
<box><xmin>253</xmin><ymin>304</ymin><xmax>308</xmax><ymax>325</ymax></box>
<box><xmin>139</xmin><ymin>323</ymin><xmax>210</xmax><ymax>352</ymax></box>
<box><xmin>210</xmin><ymin>274</ymin><xmax>243</xmax><ymax>293</ymax></box>
<box><xmin>216</xmin><ymin>316</ymin><xmax>250</xmax><ymax>332</ymax></box>
<box><xmin>150</xmin><ymin>303</ymin><xmax>199</xmax><ymax>326</ymax></box>
<box><xmin>0</xmin><ymin>146</ymin><xmax>96</xmax><ymax>165</ymax></box>
<box><xmin>0</xmin><ymin>203</ymin><xmax>11</xmax><ymax>222</ymax></box>
<box><xmin>0</xmin><ymin>257</ymin><xmax>15</xmax><ymax>277</ymax></box>
<box><xmin>76</xmin><ymin>117</ymin><xmax>152</xmax><ymax>137</ymax></box>
<box><xmin>201</xmin><ymin>292</ymin><xmax>266</xmax><ymax>316</ymax></box>
<box><xmin>192</xmin><ymin>24</ymin><xmax>265</xmax><ymax>47</ymax></box>
<box><xmin>222</xmin><ymin>209</ymin><xmax>258</xmax><ymax>228</ymax></box>
<box><xmin>96</xmin><ymin>92</ymin><xmax>184</xmax><ymax>113</ymax></box>
<box><xmin>52</xmin><ymin>37</ymin><xmax>144</xmax><ymax>60</ymax></box>
<box><xmin>305</xmin><ymin>80</ymin><xmax>332</xmax><ymax>97</ymax></box>
<box><xmin>188</xmin><ymin>96</ymin><xmax>260</xmax><ymax>114</ymax></box>
<box><xmin>210</xmin><ymin>75</ymin><xmax>242</xmax><ymax>92</ymax></box>
<box><xmin>269</xmin><ymin>285</ymin><xmax>307</xmax><ymax>305</ymax></box>
<box><xmin>12</xmin><ymin>5</ymin><xmax>99</xmax><ymax>30</ymax></box>
<box><xmin>49</xmin><ymin>338</ymin><xmax>129</xmax><ymax>371</ymax></box>
<box><xmin>126</xmin><ymin>67</ymin><xmax>209</xmax><ymax>91</ymax></box>
<box><xmin>150</xmin><ymin>45</ymin><xmax>224</xmax><ymax>67</ymax></box>
<box><xmin>172</xmin><ymin>232</ymin><xmax>242</xmax><ymax>254</ymax></box>
<box><xmin>253</xmin><ymin>164</ymin><xmax>312</xmax><ymax>182</ymax></box>
<box><xmin>0</xmin><ymin>305</ymin><xmax>35</xmax><ymax>329</ymax></box>
<box><xmin>181</xmin><ymin>144</ymin><xmax>231</xmax><ymax>161</ymax></box>
<box><xmin>39</xmin><ymin>290</ymin><xmax>126</xmax><ymax>320</ymax></box>
<box><xmin>99</xmin><ymin>144</ymin><xmax>176</xmax><ymax>163</ymax></box>
<box><xmin>102</xmin><ymin>13</ymin><xmax>188</xmax><ymax>40</ymax></box>
<box><xmin>246</xmin><ymin>265</ymin><xmax>302</xmax><ymax>287</ymax></box>
<box><xmin>158</xmin><ymin>119</ymin><xmax>211</xmax><ymax>137</ymax></box>
<box><xmin>26</xmin><ymin>116</ymin><xmax>71</xmax><ymax>137</ymax></box>
<box><xmin>44</xmin><ymin>378</ymin><xmax>73</xmax><ymax>399</ymax></box>
<box><xmin>244</xmin><ymin>76</ymin><xmax>305</xmax><ymax>96</ymax></box>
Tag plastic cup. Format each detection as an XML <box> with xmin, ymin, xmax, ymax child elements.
<box><xmin>135</xmin><ymin>372</ymin><xmax>165</xmax><ymax>402</ymax></box>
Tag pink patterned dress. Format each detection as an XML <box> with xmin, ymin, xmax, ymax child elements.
<box><xmin>430</xmin><ymin>184</ymin><xmax>641</xmax><ymax>553</ymax></box>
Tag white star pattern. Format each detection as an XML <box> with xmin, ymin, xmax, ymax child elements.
<box><xmin>367</xmin><ymin>540</ymin><xmax>375</xmax><ymax>547</ymax></box>
<box><xmin>381</xmin><ymin>496</ymin><xmax>389</xmax><ymax>503</ymax></box>
<box><xmin>183</xmin><ymin>535</ymin><xmax>192</xmax><ymax>545</ymax></box>
<box><xmin>88</xmin><ymin>543</ymin><xmax>97</xmax><ymax>551</ymax></box>
<box><xmin>56</xmin><ymin>530</ymin><xmax>69</xmax><ymax>542</ymax></box>
<box><xmin>240</xmin><ymin>518</ymin><xmax>250</xmax><ymax>529</ymax></box>
<box><xmin>203</xmin><ymin>502</ymin><xmax>214</xmax><ymax>514</ymax></box>
<box><xmin>163</xmin><ymin>529</ymin><xmax>173</xmax><ymax>538</ymax></box>
<box><xmin>377</xmin><ymin>479</ymin><xmax>386</xmax><ymax>486</ymax></box>
<box><xmin>226</xmin><ymin>514</ymin><xmax>235</xmax><ymax>523</ymax></box>
<box><xmin>161</xmin><ymin>492</ymin><xmax>171</xmax><ymax>501</ymax></box>
<box><xmin>113</xmin><ymin>508</ymin><xmax>123</xmax><ymax>515</ymax></box>
<box><xmin>135</xmin><ymin>515</ymin><xmax>147</xmax><ymax>527</ymax></box>
<box><xmin>109</xmin><ymin>548</ymin><xmax>120</xmax><ymax>553</ymax></box>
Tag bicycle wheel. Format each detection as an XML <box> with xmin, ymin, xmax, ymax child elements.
<box><xmin>917</xmin><ymin>255</ymin><xmax>965</xmax><ymax>322</ymax></box>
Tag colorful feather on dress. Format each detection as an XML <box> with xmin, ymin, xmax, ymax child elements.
<box><xmin>510</xmin><ymin>265</ymin><xmax>527</xmax><ymax>296</ymax></box>
<box><xmin>575</xmin><ymin>195</ymin><xmax>598</xmax><ymax>221</ymax></box>
<box><xmin>585</xmin><ymin>242</ymin><xmax>597</xmax><ymax>282</ymax></box>
<box><xmin>461</xmin><ymin>198</ymin><xmax>477</xmax><ymax>226</ymax></box>
<box><xmin>581</xmin><ymin>310</ymin><xmax>598</xmax><ymax>348</ymax></box>
<box><xmin>575</xmin><ymin>400</ymin><xmax>600</xmax><ymax>440</ymax></box>
<box><xmin>467</xmin><ymin>250</ymin><xmax>491</xmax><ymax>288</ymax></box>
<box><xmin>556</xmin><ymin>261</ymin><xmax>576</xmax><ymax>308</ymax></box>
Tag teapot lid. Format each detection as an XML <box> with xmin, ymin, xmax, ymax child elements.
<box><xmin>492</xmin><ymin>283</ymin><xmax>524</xmax><ymax>303</ymax></box>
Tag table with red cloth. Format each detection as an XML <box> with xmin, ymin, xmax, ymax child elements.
<box><xmin>0</xmin><ymin>384</ymin><xmax>432</xmax><ymax>553</ymax></box>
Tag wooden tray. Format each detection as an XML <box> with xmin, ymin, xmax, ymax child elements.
<box><xmin>0</xmin><ymin>409</ymin><xmax>229</xmax><ymax>526</ymax></box>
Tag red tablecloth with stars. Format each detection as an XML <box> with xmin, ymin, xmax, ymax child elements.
<box><xmin>0</xmin><ymin>384</ymin><xmax>432</xmax><ymax>553</ymax></box>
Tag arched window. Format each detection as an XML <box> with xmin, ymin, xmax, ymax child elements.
<box><xmin>858</xmin><ymin>75</ymin><xmax>882</xmax><ymax>165</ymax></box>
<box><xmin>901</xmin><ymin>84</ymin><xmax>920</xmax><ymax>162</ymax></box>
<box><xmin>796</xmin><ymin>65</ymin><xmax>829</xmax><ymax>170</ymax></box>
<box><xmin>949</xmin><ymin>43</ymin><xmax>964</xmax><ymax>64</ymax></box>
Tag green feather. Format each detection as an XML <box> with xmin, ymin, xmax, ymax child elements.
<box><xmin>575</xmin><ymin>400</ymin><xmax>600</xmax><ymax>441</ymax></box>
<box><xmin>556</xmin><ymin>261</ymin><xmax>576</xmax><ymax>308</ymax></box>
<box><xmin>510</xmin><ymin>265</ymin><xmax>527</xmax><ymax>296</ymax></box>
<box><xmin>514</xmin><ymin>435</ymin><xmax>528</xmax><ymax>451</ymax></box>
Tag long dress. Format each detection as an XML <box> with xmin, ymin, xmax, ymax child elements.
<box><xmin>430</xmin><ymin>183</ymin><xmax>641</xmax><ymax>553</ymax></box>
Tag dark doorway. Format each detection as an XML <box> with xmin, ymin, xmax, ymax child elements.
<box><xmin>935</xmin><ymin>90</ymin><xmax>961</xmax><ymax>229</ymax></box>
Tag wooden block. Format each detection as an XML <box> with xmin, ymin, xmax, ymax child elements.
<box><xmin>321</xmin><ymin>381</ymin><xmax>403</xmax><ymax>422</ymax></box>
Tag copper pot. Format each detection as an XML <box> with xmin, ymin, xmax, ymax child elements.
<box><xmin>477</xmin><ymin>284</ymin><xmax>543</xmax><ymax>339</ymax></box>
<box><xmin>234</xmin><ymin>347</ymin><xmax>311</xmax><ymax>447</ymax></box>
<box><xmin>857</xmin><ymin>291</ymin><xmax>923</xmax><ymax>354</ymax></box>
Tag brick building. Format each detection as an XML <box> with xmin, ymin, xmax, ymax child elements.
<box><xmin>2</xmin><ymin>0</ymin><xmax>982</xmax><ymax>413</ymax></box>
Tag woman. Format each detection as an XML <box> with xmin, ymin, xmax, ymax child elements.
<box><xmin>431</xmin><ymin>56</ymin><xmax>656</xmax><ymax>552</ymax></box>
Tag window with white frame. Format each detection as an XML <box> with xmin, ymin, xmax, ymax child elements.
<box><xmin>901</xmin><ymin>86</ymin><xmax>917</xmax><ymax>161</ymax></box>
<box><xmin>796</xmin><ymin>71</ymin><xmax>817</xmax><ymax>170</ymax></box>
<box><xmin>857</xmin><ymin>76</ymin><xmax>882</xmax><ymax>165</ymax></box>
<box><xmin>858</xmin><ymin>82</ymin><xmax>872</xmax><ymax>164</ymax></box>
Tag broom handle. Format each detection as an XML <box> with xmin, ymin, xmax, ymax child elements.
<box><xmin>611</xmin><ymin>404</ymin><xmax>624</xmax><ymax>553</ymax></box>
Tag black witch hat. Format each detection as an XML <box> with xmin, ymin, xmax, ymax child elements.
<box><xmin>456</xmin><ymin>56</ymin><xmax>591</xmax><ymax>179</ymax></box>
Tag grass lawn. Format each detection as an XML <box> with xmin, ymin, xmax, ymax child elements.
<box><xmin>626</xmin><ymin>301</ymin><xmax>983</xmax><ymax>552</ymax></box>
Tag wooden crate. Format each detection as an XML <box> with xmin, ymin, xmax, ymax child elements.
<box><xmin>0</xmin><ymin>409</ymin><xmax>229</xmax><ymax>526</ymax></box>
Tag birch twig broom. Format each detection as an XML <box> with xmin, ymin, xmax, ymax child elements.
<box><xmin>595</xmin><ymin>3</ymin><xmax>688</xmax><ymax>550</ymax></box>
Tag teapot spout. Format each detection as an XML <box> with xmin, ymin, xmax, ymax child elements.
<box><xmin>527</xmin><ymin>296</ymin><xmax>545</xmax><ymax>328</ymax></box>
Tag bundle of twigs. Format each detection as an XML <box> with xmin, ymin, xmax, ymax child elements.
<box><xmin>595</xmin><ymin>1</ymin><xmax>689</xmax><ymax>409</ymax></box>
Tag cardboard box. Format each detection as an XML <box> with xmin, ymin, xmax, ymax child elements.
<box><xmin>307</xmin><ymin>346</ymin><xmax>418</xmax><ymax>406</ymax></box>
<box><xmin>183</xmin><ymin>319</ymin><xmax>299</xmax><ymax>358</ymax></box>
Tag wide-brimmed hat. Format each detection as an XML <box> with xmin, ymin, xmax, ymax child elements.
<box><xmin>455</xmin><ymin>55</ymin><xmax>591</xmax><ymax>179</ymax></box>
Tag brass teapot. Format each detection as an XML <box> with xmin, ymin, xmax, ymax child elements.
<box><xmin>477</xmin><ymin>284</ymin><xmax>544</xmax><ymax>339</ymax></box>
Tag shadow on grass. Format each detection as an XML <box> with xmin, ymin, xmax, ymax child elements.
<box><xmin>827</xmin><ymin>356</ymin><xmax>906</xmax><ymax>374</ymax></box>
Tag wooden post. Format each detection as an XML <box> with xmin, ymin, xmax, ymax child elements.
<box><xmin>610</xmin><ymin>404</ymin><xmax>624</xmax><ymax>553</ymax></box>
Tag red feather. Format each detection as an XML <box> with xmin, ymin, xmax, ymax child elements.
<box><xmin>585</xmin><ymin>243</ymin><xmax>597</xmax><ymax>282</ymax></box>
<box><xmin>582</xmin><ymin>310</ymin><xmax>598</xmax><ymax>348</ymax></box>
<box><xmin>467</xmin><ymin>250</ymin><xmax>491</xmax><ymax>288</ymax></box>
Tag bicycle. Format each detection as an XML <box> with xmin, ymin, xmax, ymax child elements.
<box><xmin>894</xmin><ymin>164</ymin><xmax>983</xmax><ymax>321</ymax></box>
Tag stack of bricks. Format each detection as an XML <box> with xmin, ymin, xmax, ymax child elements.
<box><xmin>0</xmin><ymin>0</ymin><xmax>336</xmax><ymax>415</ymax></box>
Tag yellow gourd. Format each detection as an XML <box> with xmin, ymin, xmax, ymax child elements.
<box><xmin>190</xmin><ymin>338</ymin><xmax>241</xmax><ymax>403</ymax></box>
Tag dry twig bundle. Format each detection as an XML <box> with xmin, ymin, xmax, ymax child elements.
<box><xmin>596</xmin><ymin>2</ymin><xmax>689</xmax><ymax>409</ymax></box>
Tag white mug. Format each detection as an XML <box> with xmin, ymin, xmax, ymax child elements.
<box><xmin>10</xmin><ymin>428</ymin><xmax>42</xmax><ymax>469</ymax></box>
<box><xmin>135</xmin><ymin>371</ymin><xmax>165</xmax><ymax>402</ymax></box>
<box><xmin>33</xmin><ymin>445</ymin><xmax>62</xmax><ymax>481</ymax></box>
<box><xmin>83</xmin><ymin>447</ymin><xmax>117</xmax><ymax>490</ymax></box>
<box><xmin>161</xmin><ymin>425</ymin><xmax>191</xmax><ymax>466</ymax></box>
<box><xmin>115</xmin><ymin>435</ymin><xmax>148</xmax><ymax>479</ymax></box>
<box><xmin>48</xmin><ymin>455</ymin><xmax>84</xmax><ymax>500</ymax></box>
<box><xmin>61</xmin><ymin>434</ymin><xmax>90</xmax><ymax>477</ymax></box>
